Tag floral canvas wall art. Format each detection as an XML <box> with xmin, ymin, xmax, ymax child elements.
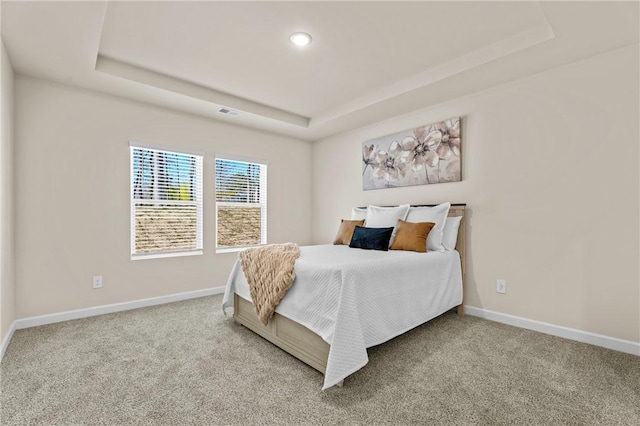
<box><xmin>362</xmin><ymin>117</ymin><xmax>461</xmax><ymax>190</ymax></box>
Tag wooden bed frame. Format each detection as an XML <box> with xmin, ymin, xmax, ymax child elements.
<box><xmin>233</xmin><ymin>204</ymin><xmax>466</xmax><ymax>377</ymax></box>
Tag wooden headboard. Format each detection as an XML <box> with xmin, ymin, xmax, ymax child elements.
<box><xmin>447</xmin><ymin>204</ymin><xmax>466</xmax><ymax>282</ymax></box>
<box><xmin>356</xmin><ymin>203</ymin><xmax>466</xmax><ymax>281</ymax></box>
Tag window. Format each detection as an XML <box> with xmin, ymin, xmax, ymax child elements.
<box><xmin>215</xmin><ymin>155</ymin><xmax>267</xmax><ymax>251</ymax></box>
<box><xmin>130</xmin><ymin>143</ymin><xmax>203</xmax><ymax>259</ymax></box>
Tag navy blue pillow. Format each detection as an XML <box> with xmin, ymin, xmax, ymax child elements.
<box><xmin>349</xmin><ymin>226</ymin><xmax>394</xmax><ymax>251</ymax></box>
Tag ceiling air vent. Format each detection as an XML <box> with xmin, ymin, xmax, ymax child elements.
<box><xmin>217</xmin><ymin>107</ymin><xmax>241</xmax><ymax>116</ymax></box>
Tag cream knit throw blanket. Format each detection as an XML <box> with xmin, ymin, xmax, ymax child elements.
<box><xmin>239</xmin><ymin>243</ymin><xmax>300</xmax><ymax>325</ymax></box>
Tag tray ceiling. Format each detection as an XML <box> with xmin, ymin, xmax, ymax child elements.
<box><xmin>2</xmin><ymin>1</ymin><xmax>638</xmax><ymax>141</ymax></box>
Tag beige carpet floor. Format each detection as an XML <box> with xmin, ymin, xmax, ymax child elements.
<box><xmin>1</xmin><ymin>295</ymin><xmax>638</xmax><ymax>425</ymax></box>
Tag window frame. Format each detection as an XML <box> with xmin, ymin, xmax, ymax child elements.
<box><xmin>129</xmin><ymin>141</ymin><xmax>204</xmax><ymax>260</ymax></box>
<box><xmin>214</xmin><ymin>154</ymin><xmax>268</xmax><ymax>253</ymax></box>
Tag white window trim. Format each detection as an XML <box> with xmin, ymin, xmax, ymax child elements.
<box><xmin>130</xmin><ymin>143</ymin><xmax>204</xmax><ymax>260</ymax></box>
<box><xmin>129</xmin><ymin>140</ymin><xmax>204</xmax><ymax>157</ymax></box>
<box><xmin>215</xmin><ymin>246</ymin><xmax>263</xmax><ymax>254</ymax></box>
<box><xmin>132</xmin><ymin>249</ymin><xmax>203</xmax><ymax>261</ymax></box>
<box><xmin>214</xmin><ymin>156</ymin><xmax>267</xmax><ymax>253</ymax></box>
<box><xmin>215</xmin><ymin>152</ymin><xmax>268</xmax><ymax>166</ymax></box>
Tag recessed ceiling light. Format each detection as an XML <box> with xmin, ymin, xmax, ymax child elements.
<box><xmin>289</xmin><ymin>32</ymin><xmax>312</xmax><ymax>47</ymax></box>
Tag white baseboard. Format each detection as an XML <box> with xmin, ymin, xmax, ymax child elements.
<box><xmin>14</xmin><ymin>286</ymin><xmax>226</xmax><ymax>330</ymax></box>
<box><xmin>6</xmin><ymin>293</ymin><xmax>636</xmax><ymax>361</ymax></box>
<box><xmin>464</xmin><ymin>305</ymin><xmax>640</xmax><ymax>356</ymax></box>
<box><xmin>0</xmin><ymin>320</ymin><xmax>17</xmax><ymax>362</ymax></box>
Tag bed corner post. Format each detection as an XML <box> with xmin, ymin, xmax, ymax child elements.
<box><xmin>456</xmin><ymin>304</ymin><xmax>464</xmax><ymax>316</ymax></box>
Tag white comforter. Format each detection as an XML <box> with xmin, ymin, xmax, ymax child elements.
<box><xmin>222</xmin><ymin>244</ymin><xmax>462</xmax><ymax>390</ymax></box>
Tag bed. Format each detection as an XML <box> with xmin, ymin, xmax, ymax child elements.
<box><xmin>222</xmin><ymin>204</ymin><xmax>465</xmax><ymax>389</ymax></box>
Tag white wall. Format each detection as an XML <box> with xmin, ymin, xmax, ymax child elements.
<box><xmin>14</xmin><ymin>77</ymin><xmax>312</xmax><ymax>318</ymax></box>
<box><xmin>1</xmin><ymin>40</ymin><xmax>16</xmax><ymax>343</ymax></box>
<box><xmin>311</xmin><ymin>45</ymin><xmax>639</xmax><ymax>343</ymax></box>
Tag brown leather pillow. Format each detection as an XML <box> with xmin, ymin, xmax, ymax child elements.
<box><xmin>333</xmin><ymin>219</ymin><xmax>365</xmax><ymax>245</ymax></box>
<box><xmin>390</xmin><ymin>220</ymin><xmax>435</xmax><ymax>252</ymax></box>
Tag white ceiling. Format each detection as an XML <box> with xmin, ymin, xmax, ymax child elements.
<box><xmin>2</xmin><ymin>1</ymin><xmax>638</xmax><ymax>141</ymax></box>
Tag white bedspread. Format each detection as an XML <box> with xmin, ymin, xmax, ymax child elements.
<box><xmin>222</xmin><ymin>244</ymin><xmax>462</xmax><ymax>390</ymax></box>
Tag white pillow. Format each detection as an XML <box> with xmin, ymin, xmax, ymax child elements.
<box><xmin>350</xmin><ymin>207</ymin><xmax>367</xmax><ymax>221</ymax></box>
<box><xmin>364</xmin><ymin>204</ymin><xmax>410</xmax><ymax>246</ymax></box>
<box><xmin>405</xmin><ymin>202</ymin><xmax>451</xmax><ymax>252</ymax></box>
<box><xmin>442</xmin><ymin>215</ymin><xmax>462</xmax><ymax>251</ymax></box>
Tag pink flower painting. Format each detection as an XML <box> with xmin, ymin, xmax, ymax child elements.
<box><xmin>362</xmin><ymin>117</ymin><xmax>461</xmax><ymax>190</ymax></box>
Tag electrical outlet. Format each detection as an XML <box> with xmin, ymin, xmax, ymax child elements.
<box><xmin>496</xmin><ymin>279</ymin><xmax>506</xmax><ymax>294</ymax></box>
<box><xmin>92</xmin><ymin>275</ymin><xmax>103</xmax><ymax>289</ymax></box>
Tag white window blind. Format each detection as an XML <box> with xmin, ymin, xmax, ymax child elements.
<box><xmin>215</xmin><ymin>156</ymin><xmax>267</xmax><ymax>251</ymax></box>
<box><xmin>130</xmin><ymin>144</ymin><xmax>203</xmax><ymax>259</ymax></box>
